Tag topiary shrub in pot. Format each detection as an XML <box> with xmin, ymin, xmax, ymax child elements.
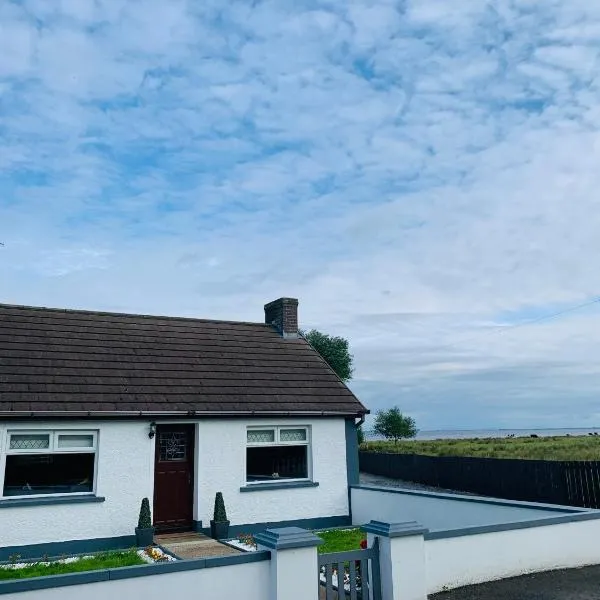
<box><xmin>135</xmin><ymin>497</ymin><xmax>155</xmax><ymax>547</ymax></box>
<box><xmin>210</xmin><ymin>492</ymin><xmax>230</xmax><ymax>539</ymax></box>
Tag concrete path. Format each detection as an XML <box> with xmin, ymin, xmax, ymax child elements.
<box><xmin>154</xmin><ymin>532</ymin><xmax>241</xmax><ymax>559</ymax></box>
<box><xmin>430</xmin><ymin>566</ymin><xmax>600</xmax><ymax>599</ymax></box>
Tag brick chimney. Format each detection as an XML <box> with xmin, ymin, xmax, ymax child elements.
<box><xmin>264</xmin><ymin>298</ymin><xmax>299</xmax><ymax>338</ymax></box>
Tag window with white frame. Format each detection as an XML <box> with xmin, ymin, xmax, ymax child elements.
<box><xmin>246</xmin><ymin>426</ymin><xmax>310</xmax><ymax>482</ymax></box>
<box><xmin>2</xmin><ymin>431</ymin><xmax>97</xmax><ymax>497</ymax></box>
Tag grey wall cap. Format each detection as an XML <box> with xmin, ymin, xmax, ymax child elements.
<box><xmin>362</xmin><ymin>520</ymin><xmax>428</xmax><ymax>538</ymax></box>
<box><xmin>255</xmin><ymin>527</ymin><xmax>324</xmax><ymax>550</ymax></box>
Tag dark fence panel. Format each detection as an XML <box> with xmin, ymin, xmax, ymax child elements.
<box><xmin>359</xmin><ymin>452</ymin><xmax>600</xmax><ymax>508</ymax></box>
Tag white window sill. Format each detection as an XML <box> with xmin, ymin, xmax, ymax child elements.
<box><xmin>240</xmin><ymin>481</ymin><xmax>319</xmax><ymax>493</ymax></box>
<box><xmin>0</xmin><ymin>495</ymin><xmax>105</xmax><ymax>508</ymax></box>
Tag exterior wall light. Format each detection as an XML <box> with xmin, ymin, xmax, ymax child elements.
<box><xmin>149</xmin><ymin>422</ymin><xmax>157</xmax><ymax>439</ymax></box>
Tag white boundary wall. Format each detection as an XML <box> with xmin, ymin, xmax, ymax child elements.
<box><xmin>352</xmin><ymin>485</ymin><xmax>600</xmax><ymax>597</ymax></box>
<box><xmin>351</xmin><ymin>485</ymin><xmax>579</xmax><ymax>532</ymax></box>
<box><xmin>425</xmin><ymin>517</ymin><xmax>600</xmax><ymax>593</ymax></box>
<box><xmin>0</xmin><ymin>560</ymin><xmax>270</xmax><ymax>600</ymax></box>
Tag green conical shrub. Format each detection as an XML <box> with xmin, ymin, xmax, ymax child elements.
<box><xmin>138</xmin><ymin>498</ymin><xmax>152</xmax><ymax>529</ymax></box>
<box><xmin>213</xmin><ymin>492</ymin><xmax>227</xmax><ymax>522</ymax></box>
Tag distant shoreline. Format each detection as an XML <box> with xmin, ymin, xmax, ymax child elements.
<box><xmin>366</xmin><ymin>427</ymin><xmax>600</xmax><ymax>441</ymax></box>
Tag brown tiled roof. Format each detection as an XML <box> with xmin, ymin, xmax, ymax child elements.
<box><xmin>0</xmin><ymin>304</ymin><xmax>367</xmax><ymax>418</ymax></box>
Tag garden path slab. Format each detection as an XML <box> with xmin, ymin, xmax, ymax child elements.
<box><xmin>154</xmin><ymin>532</ymin><xmax>241</xmax><ymax>560</ymax></box>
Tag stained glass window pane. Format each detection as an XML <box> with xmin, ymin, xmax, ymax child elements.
<box><xmin>159</xmin><ymin>432</ymin><xmax>187</xmax><ymax>461</ymax></box>
<box><xmin>247</xmin><ymin>429</ymin><xmax>275</xmax><ymax>444</ymax></box>
<box><xmin>280</xmin><ymin>428</ymin><xmax>307</xmax><ymax>442</ymax></box>
<box><xmin>10</xmin><ymin>434</ymin><xmax>50</xmax><ymax>450</ymax></box>
<box><xmin>57</xmin><ymin>434</ymin><xmax>94</xmax><ymax>449</ymax></box>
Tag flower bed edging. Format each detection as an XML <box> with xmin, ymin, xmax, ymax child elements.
<box><xmin>224</xmin><ymin>538</ymin><xmax>257</xmax><ymax>552</ymax></box>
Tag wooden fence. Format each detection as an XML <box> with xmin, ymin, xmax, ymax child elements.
<box><xmin>359</xmin><ymin>452</ymin><xmax>600</xmax><ymax>508</ymax></box>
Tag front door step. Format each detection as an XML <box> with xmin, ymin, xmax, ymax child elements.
<box><xmin>154</xmin><ymin>532</ymin><xmax>242</xmax><ymax>560</ymax></box>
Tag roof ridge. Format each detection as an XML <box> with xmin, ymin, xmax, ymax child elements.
<box><xmin>0</xmin><ymin>302</ymin><xmax>270</xmax><ymax>328</ymax></box>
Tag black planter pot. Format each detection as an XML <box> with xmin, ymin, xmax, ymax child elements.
<box><xmin>135</xmin><ymin>526</ymin><xmax>155</xmax><ymax>547</ymax></box>
<box><xmin>210</xmin><ymin>520</ymin><xmax>230</xmax><ymax>540</ymax></box>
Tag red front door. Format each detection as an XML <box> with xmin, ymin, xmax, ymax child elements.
<box><xmin>153</xmin><ymin>425</ymin><xmax>194</xmax><ymax>532</ymax></box>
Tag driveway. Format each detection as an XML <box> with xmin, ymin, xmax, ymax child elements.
<box><xmin>359</xmin><ymin>471</ymin><xmax>479</xmax><ymax>495</ymax></box>
<box><xmin>430</xmin><ymin>566</ymin><xmax>600</xmax><ymax>599</ymax></box>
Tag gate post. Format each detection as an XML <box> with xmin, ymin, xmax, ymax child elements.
<box><xmin>363</xmin><ymin>520</ymin><xmax>428</xmax><ymax>600</ymax></box>
<box><xmin>255</xmin><ymin>527</ymin><xmax>323</xmax><ymax>600</ymax></box>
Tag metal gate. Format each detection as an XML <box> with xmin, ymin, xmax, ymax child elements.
<box><xmin>318</xmin><ymin>539</ymin><xmax>382</xmax><ymax>600</ymax></box>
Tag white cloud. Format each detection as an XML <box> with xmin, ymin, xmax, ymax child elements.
<box><xmin>2</xmin><ymin>0</ymin><xmax>600</xmax><ymax>429</ymax></box>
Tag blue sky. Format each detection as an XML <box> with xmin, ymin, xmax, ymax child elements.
<box><xmin>2</xmin><ymin>0</ymin><xmax>600</xmax><ymax>430</ymax></box>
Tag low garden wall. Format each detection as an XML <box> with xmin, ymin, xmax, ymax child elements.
<box><xmin>350</xmin><ymin>484</ymin><xmax>584</xmax><ymax>533</ymax></box>
<box><xmin>0</xmin><ymin>553</ymin><xmax>270</xmax><ymax>599</ymax></box>
<box><xmin>426</xmin><ymin>516</ymin><xmax>600</xmax><ymax>593</ymax></box>
<box><xmin>352</xmin><ymin>483</ymin><xmax>600</xmax><ymax>594</ymax></box>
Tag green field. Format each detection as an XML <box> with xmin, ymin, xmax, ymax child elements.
<box><xmin>361</xmin><ymin>435</ymin><xmax>600</xmax><ymax>461</ymax></box>
<box><xmin>0</xmin><ymin>551</ymin><xmax>145</xmax><ymax>581</ymax></box>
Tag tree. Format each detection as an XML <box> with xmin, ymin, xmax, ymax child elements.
<box><xmin>301</xmin><ymin>329</ymin><xmax>353</xmax><ymax>382</ymax></box>
<box><xmin>357</xmin><ymin>424</ymin><xmax>365</xmax><ymax>445</ymax></box>
<box><xmin>302</xmin><ymin>328</ymin><xmax>363</xmax><ymax>443</ymax></box>
<box><xmin>373</xmin><ymin>406</ymin><xmax>417</xmax><ymax>444</ymax></box>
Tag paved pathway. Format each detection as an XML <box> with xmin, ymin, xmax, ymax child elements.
<box><xmin>154</xmin><ymin>532</ymin><xmax>241</xmax><ymax>559</ymax></box>
<box><xmin>359</xmin><ymin>471</ymin><xmax>479</xmax><ymax>495</ymax></box>
<box><xmin>430</xmin><ymin>566</ymin><xmax>600</xmax><ymax>599</ymax></box>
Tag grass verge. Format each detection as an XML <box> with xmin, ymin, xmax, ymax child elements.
<box><xmin>316</xmin><ymin>528</ymin><xmax>365</xmax><ymax>554</ymax></box>
<box><xmin>361</xmin><ymin>436</ymin><xmax>600</xmax><ymax>461</ymax></box>
<box><xmin>0</xmin><ymin>550</ymin><xmax>145</xmax><ymax>581</ymax></box>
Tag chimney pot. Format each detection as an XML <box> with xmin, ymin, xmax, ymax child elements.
<box><xmin>264</xmin><ymin>298</ymin><xmax>299</xmax><ymax>338</ymax></box>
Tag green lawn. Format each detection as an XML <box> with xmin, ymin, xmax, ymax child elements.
<box><xmin>361</xmin><ymin>436</ymin><xmax>600</xmax><ymax>461</ymax></box>
<box><xmin>315</xmin><ymin>528</ymin><xmax>365</xmax><ymax>554</ymax></box>
<box><xmin>0</xmin><ymin>551</ymin><xmax>145</xmax><ymax>581</ymax></box>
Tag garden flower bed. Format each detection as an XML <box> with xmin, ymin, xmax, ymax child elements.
<box><xmin>228</xmin><ymin>527</ymin><xmax>366</xmax><ymax>554</ymax></box>
<box><xmin>0</xmin><ymin>547</ymin><xmax>175</xmax><ymax>581</ymax></box>
<box><xmin>226</xmin><ymin>533</ymin><xmax>257</xmax><ymax>552</ymax></box>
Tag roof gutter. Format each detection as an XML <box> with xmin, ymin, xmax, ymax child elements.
<box><xmin>0</xmin><ymin>410</ymin><xmax>368</xmax><ymax>418</ymax></box>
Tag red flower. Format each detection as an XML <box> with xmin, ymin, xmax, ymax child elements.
<box><xmin>360</xmin><ymin>539</ymin><xmax>367</xmax><ymax>549</ymax></box>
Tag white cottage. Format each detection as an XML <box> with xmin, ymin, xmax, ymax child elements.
<box><xmin>0</xmin><ymin>298</ymin><xmax>367</xmax><ymax>559</ymax></box>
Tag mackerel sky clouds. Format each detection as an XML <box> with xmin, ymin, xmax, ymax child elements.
<box><xmin>2</xmin><ymin>0</ymin><xmax>600</xmax><ymax>429</ymax></box>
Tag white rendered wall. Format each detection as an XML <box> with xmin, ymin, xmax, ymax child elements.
<box><xmin>351</xmin><ymin>486</ymin><xmax>573</xmax><ymax>531</ymax></box>
<box><xmin>0</xmin><ymin>560</ymin><xmax>269</xmax><ymax>600</ymax></box>
<box><xmin>0</xmin><ymin>421</ymin><xmax>154</xmax><ymax>547</ymax></box>
<box><xmin>195</xmin><ymin>418</ymin><xmax>349</xmax><ymax>526</ymax></box>
<box><xmin>425</xmin><ymin>518</ymin><xmax>600</xmax><ymax>593</ymax></box>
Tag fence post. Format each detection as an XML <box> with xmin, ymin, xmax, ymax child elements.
<box><xmin>363</xmin><ymin>520</ymin><xmax>428</xmax><ymax>600</ymax></box>
<box><xmin>255</xmin><ymin>527</ymin><xmax>323</xmax><ymax>600</ymax></box>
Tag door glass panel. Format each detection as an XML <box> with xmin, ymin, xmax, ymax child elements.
<box><xmin>159</xmin><ymin>432</ymin><xmax>187</xmax><ymax>461</ymax></box>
